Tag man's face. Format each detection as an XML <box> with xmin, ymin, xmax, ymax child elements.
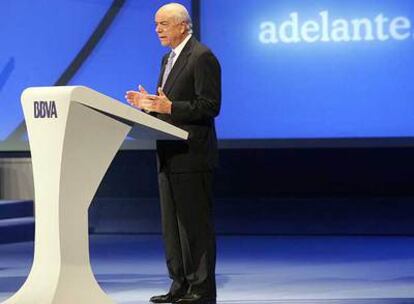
<box><xmin>155</xmin><ymin>10</ymin><xmax>186</xmax><ymax>48</ymax></box>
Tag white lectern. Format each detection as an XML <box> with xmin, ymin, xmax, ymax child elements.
<box><xmin>3</xmin><ymin>86</ymin><xmax>188</xmax><ymax>304</ymax></box>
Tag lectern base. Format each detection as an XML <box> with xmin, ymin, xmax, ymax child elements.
<box><xmin>3</xmin><ymin>268</ymin><xmax>114</xmax><ymax>304</ymax></box>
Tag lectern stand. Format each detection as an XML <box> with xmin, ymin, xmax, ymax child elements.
<box><xmin>3</xmin><ymin>86</ymin><xmax>188</xmax><ymax>304</ymax></box>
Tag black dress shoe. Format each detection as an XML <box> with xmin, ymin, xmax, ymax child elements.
<box><xmin>177</xmin><ymin>293</ymin><xmax>216</xmax><ymax>304</ymax></box>
<box><xmin>150</xmin><ymin>292</ymin><xmax>181</xmax><ymax>303</ymax></box>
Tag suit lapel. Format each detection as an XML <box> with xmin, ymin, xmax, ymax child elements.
<box><xmin>162</xmin><ymin>37</ymin><xmax>195</xmax><ymax>95</ymax></box>
<box><xmin>157</xmin><ymin>55</ymin><xmax>169</xmax><ymax>89</ymax></box>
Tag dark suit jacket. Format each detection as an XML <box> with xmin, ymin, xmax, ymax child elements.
<box><xmin>155</xmin><ymin>36</ymin><xmax>221</xmax><ymax>173</ymax></box>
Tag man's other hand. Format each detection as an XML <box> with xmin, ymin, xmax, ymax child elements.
<box><xmin>144</xmin><ymin>87</ymin><xmax>172</xmax><ymax>114</ymax></box>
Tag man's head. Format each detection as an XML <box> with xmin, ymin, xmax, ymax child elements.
<box><xmin>155</xmin><ymin>3</ymin><xmax>192</xmax><ymax>48</ymax></box>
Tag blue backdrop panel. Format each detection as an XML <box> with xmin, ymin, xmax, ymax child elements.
<box><xmin>201</xmin><ymin>0</ymin><xmax>414</xmax><ymax>139</ymax></box>
<box><xmin>0</xmin><ymin>0</ymin><xmax>113</xmax><ymax>142</ymax></box>
<box><xmin>0</xmin><ymin>0</ymin><xmax>190</xmax><ymax>150</ymax></box>
<box><xmin>1</xmin><ymin>1</ymin><xmax>413</xmax><ymax>150</ymax></box>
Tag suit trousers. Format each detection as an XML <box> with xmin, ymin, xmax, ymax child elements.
<box><xmin>158</xmin><ymin>170</ymin><xmax>216</xmax><ymax>298</ymax></box>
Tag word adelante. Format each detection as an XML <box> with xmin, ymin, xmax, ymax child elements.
<box><xmin>259</xmin><ymin>11</ymin><xmax>413</xmax><ymax>43</ymax></box>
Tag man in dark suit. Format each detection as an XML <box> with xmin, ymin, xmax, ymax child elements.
<box><xmin>125</xmin><ymin>3</ymin><xmax>221</xmax><ymax>304</ymax></box>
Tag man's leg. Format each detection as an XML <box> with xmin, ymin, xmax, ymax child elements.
<box><xmin>158</xmin><ymin>171</ymin><xmax>189</xmax><ymax>296</ymax></box>
<box><xmin>169</xmin><ymin>172</ymin><xmax>216</xmax><ymax>299</ymax></box>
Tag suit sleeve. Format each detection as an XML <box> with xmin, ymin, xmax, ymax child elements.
<box><xmin>171</xmin><ymin>51</ymin><xmax>221</xmax><ymax>123</ymax></box>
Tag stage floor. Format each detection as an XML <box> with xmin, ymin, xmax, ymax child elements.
<box><xmin>1</xmin><ymin>235</ymin><xmax>414</xmax><ymax>303</ymax></box>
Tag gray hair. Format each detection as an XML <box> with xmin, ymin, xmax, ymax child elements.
<box><xmin>159</xmin><ymin>3</ymin><xmax>193</xmax><ymax>34</ymax></box>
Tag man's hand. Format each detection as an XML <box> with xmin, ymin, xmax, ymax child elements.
<box><xmin>125</xmin><ymin>85</ymin><xmax>153</xmax><ymax>110</ymax></box>
<box><xmin>142</xmin><ymin>88</ymin><xmax>172</xmax><ymax>114</ymax></box>
<box><xmin>144</xmin><ymin>87</ymin><xmax>172</xmax><ymax>114</ymax></box>
<box><xmin>125</xmin><ymin>86</ymin><xmax>171</xmax><ymax>114</ymax></box>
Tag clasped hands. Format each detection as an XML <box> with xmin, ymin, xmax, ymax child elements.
<box><xmin>125</xmin><ymin>85</ymin><xmax>172</xmax><ymax>114</ymax></box>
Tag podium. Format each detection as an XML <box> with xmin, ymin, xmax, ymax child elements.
<box><xmin>3</xmin><ymin>86</ymin><xmax>188</xmax><ymax>304</ymax></box>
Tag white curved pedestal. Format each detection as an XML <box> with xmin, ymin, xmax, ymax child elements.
<box><xmin>2</xmin><ymin>86</ymin><xmax>187</xmax><ymax>304</ymax></box>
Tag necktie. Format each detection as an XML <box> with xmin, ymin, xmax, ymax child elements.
<box><xmin>161</xmin><ymin>51</ymin><xmax>176</xmax><ymax>89</ymax></box>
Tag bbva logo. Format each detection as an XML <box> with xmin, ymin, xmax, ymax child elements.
<box><xmin>34</xmin><ymin>101</ymin><xmax>58</xmax><ymax>118</ymax></box>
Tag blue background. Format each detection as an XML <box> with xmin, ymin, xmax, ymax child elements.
<box><xmin>0</xmin><ymin>0</ymin><xmax>113</xmax><ymax>142</ymax></box>
<box><xmin>1</xmin><ymin>0</ymin><xmax>414</xmax><ymax>150</ymax></box>
<box><xmin>201</xmin><ymin>0</ymin><xmax>414</xmax><ymax>139</ymax></box>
